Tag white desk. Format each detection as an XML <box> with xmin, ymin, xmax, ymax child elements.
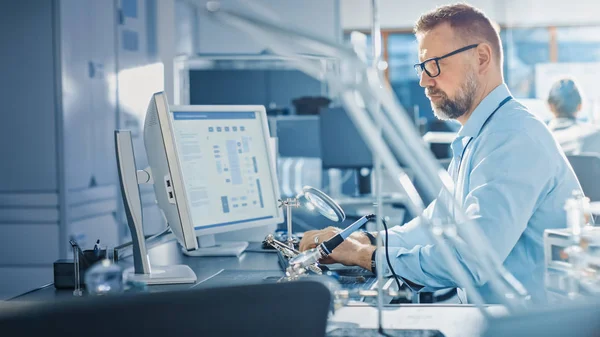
<box><xmin>329</xmin><ymin>304</ymin><xmax>507</xmax><ymax>337</ymax></box>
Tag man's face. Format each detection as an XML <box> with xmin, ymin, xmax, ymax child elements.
<box><xmin>417</xmin><ymin>23</ymin><xmax>479</xmax><ymax>120</ymax></box>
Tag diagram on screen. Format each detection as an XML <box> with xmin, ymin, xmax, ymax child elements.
<box><xmin>172</xmin><ymin>111</ymin><xmax>277</xmax><ymax>227</ymax></box>
<box><xmin>211</xmin><ymin>129</ymin><xmax>264</xmax><ymax>214</ymax></box>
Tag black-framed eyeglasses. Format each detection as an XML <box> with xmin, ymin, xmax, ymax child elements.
<box><xmin>413</xmin><ymin>44</ymin><xmax>479</xmax><ymax>78</ymax></box>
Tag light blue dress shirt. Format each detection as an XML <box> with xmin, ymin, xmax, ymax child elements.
<box><xmin>377</xmin><ymin>83</ymin><xmax>582</xmax><ymax>303</ymax></box>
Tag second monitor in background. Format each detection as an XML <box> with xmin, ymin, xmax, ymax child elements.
<box><xmin>270</xmin><ymin>115</ymin><xmax>321</xmax><ymax>158</ymax></box>
<box><xmin>270</xmin><ymin>116</ymin><xmax>322</xmax><ymax>197</ymax></box>
<box><xmin>320</xmin><ymin>107</ymin><xmax>373</xmax><ymax>195</ymax></box>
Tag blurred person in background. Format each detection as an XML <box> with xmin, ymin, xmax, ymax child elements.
<box><xmin>547</xmin><ymin>78</ymin><xmax>600</xmax><ymax>154</ymax></box>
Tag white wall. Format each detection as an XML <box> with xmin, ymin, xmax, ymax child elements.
<box><xmin>192</xmin><ymin>0</ymin><xmax>341</xmax><ymax>53</ymax></box>
<box><xmin>341</xmin><ymin>0</ymin><xmax>497</xmax><ymax>30</ymax></box>
<box><xmin>495</xmin><ymin>0</ymin><xmax>600</xmax><ymax>27</ymax></box>
<box><xmin>342</xmin><ymin>0</ymin><xmax>600</xmax><ymax>30</ymax></box>
<box><xmin>156</xmin><ymin>0</ymin><xmax>202</xmax><ymax>104</ymax></box>
<box><xmin>175</xmin><ymin>0</ymin><xmax>197</xmax><ymax>56</ymax></box>
<box><xmin>157</xmin><ymin>0</ymin><xmax>177</xmax><ymax>104</ymax></box>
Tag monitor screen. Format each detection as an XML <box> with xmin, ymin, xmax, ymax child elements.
<box><xmin>169</xmin><ymin>109</ymin><xmax>281</xmax><ymax>232</ymax></box>
<box><xmin>320</xmin><ymin>107</ymin><xmax>373</xmax><ymax>169</ymax></box>
<box><xmin>272</xmin><ymin>116</ymin><xmax>321</xmax><ymax>158</ymax></box>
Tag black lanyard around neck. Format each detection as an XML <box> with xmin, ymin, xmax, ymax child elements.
<box><xmin>455</xmin><ymin>96</ymin><xmax>513</xmax><ymax>180</ymax></box>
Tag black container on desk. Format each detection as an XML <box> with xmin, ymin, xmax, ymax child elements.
<box><xmin>53</xmin><ymin>249</ymin><xmax>107</xmax><ymax>289</ymax></box>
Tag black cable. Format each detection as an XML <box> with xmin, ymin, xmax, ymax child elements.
<box><xmin>380</xmin><ymin>218</ymin><xmax>455</xmax><ymax>304</ymax></box>
<box><xmin>378</xmin><ymin>327</ymin><xmax>394</xmax><ymax>337</ymax></box>
<box><xmin>6</xmin><ymin>283</ymin><xmax>54</xmax><ymax>300</ymax></box>
<box><xmin>381</xmin><ymin>218</ymin><xmax>402</xmax><ymax>292</ymax></box>
<box><xmin>377</xmin><ymin>217</ymin><xmax>402</xmax><ymax>337</ymax></box>
<box><xmin>146</xmin><ymin>225</ymin><xmax>171</xmax><ymax>241</ymax></box>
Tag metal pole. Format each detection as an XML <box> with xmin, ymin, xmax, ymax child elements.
<box><xmin>204</xmin><ymin>1</ymin><xmax>530</xmax><ymax>313</ymax></box>
<box><xmin>371</xmin><ymin>0</ymin><xmax>382</xmax><ymax>67</ymax></box>
<box><xmin>286</xmin><ymin>199</ymin><xmax>295</xmax><ymax>249</ymax></box>
<box><xmin>369</xmin><ymin>0</ymin><xmax>387</xmax><ymax>332</ymax></box>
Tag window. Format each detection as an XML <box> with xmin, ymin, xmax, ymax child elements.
<box><xmin>501</xmin><ymin>28</ymin><xmax>550</xmax><ymax>98</ymax></box>
<box><xmin>387</xmin><ymin>33</ymin><xmax>434</xmax><ymax>126</ymax></box>
<box><xmin>557</xmin><ymin>26</ymin><xmax>600</xmax><ymax>62</ymax></box>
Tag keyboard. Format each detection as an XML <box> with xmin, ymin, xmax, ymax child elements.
<box><xmin>328</xmin><ymin>264</ymin><xmax>375</xmax><ymax>276</ymax></box>
<box><xmin>276</xmin><ymin>251</ymin><xmax>378</xmax><ymax>291</ymax></box>
<box><xmin>327</xmin><ymin>328</ymin><xmax>445</xmax><ymax>337</ymax></box>
<box><xmin>326</xmin><ymin>273</ymin><xmax>376</xmax><ymax>290</ymax></box>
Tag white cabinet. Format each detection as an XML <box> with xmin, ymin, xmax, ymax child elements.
<box><xmin>0</xmin><ymin>1</ymin><xmax>58</xmax><ymax>192</ymax></box>
<box><xmin>89</xmin><ymin>0</ymin><xmax>119</xmax><ymax>187</ymax></box>
<box><xmin>58</xmin><ymin>0</ymin><xmax>120</xmax><ymax>254</ymax></box>
<box><xmin>0</xmin><ymin>0</ymin><xmax>121</xmax><ymax>300</ymax></box>
<box><xmin>60</xmin><ymin>0</ymin><xmax>118</xmax><ymax>190</ymax></box>
<box><xmin>60</xmin><ymin>0</ymin><xmax>96</xmax><ymax>191</ymax></box>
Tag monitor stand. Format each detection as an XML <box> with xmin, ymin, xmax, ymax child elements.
<box><xmin>182</xmin><ymin>235</ymin><xmax>248</xmax><ymax>257</ymax></box>
<box><xmin>115</xmin><ymin>130</ymin><xmax>197</xmax><ymax>285</ymax></box>
<box><xmin>357</xmin><ymin>167</ymin><xmax>372</xmax><ymax>195</ymax></box>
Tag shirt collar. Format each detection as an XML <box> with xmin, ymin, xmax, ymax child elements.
<box><xmin>548</xmin><ymin>118</ymin><xmax>576</xmax><ymax>131</ymax></box>
<box><xmin>457</xmin><ymin>83</ymin><xmax>512</xmax><ymax>138</ymax></box>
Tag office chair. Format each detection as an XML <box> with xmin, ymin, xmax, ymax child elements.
<box><xmin>0</xmin><ymin>281</ymin><xmax>331</xmax><ymax>337</ymax></box>
<box><xmin>567</xmin><ymin>153</ymin><xmax>600</xmax><ymax>202</ymax></box>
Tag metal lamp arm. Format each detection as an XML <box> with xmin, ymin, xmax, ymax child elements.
<box><xmin>204</xmin><ymin>1</ymin><xmax>529</xmax><ymax>313</ymax></box>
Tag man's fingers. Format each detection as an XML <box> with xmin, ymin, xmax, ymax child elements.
<box><xmin>319</xmin><ymin>256</ymin><xmax>336</xmax><ymax>264</ymax></box>
<box><xmin>299</xmin><ymin>230</ymin><xmax>318</xmax><ymax>251</ymax></box>
<box><xmin>298</xmin><ymin>227</ymin><xmax>340</xmax><ymax>252</ymax></box>
<box><xmin>299</xmin><ymin>241</ymin><xmax>316</xmax><ymax>252</ymax></box>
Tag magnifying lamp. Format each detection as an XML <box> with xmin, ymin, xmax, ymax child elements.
<box><xmin>279</xmin><ymin>186</ymin><xmax>345</xmax><ymax>249</ymax></box>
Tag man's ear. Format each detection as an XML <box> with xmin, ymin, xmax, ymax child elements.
<box><xmin>476</xmin><ymin>43</ymin><xmax>493</xmax><ymax>74</ymax></box>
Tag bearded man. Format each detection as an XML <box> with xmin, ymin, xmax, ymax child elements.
<box><xmin>299</xmin><ymin>4</ymin><xmax>582</xmax><ymax>304</ymax></box>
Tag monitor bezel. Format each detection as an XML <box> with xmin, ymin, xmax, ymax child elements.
<box><xmin>165</xmin><ymin>104</ymin><xmax>284</xmax><ymax>236</ymax></box>
<box><xmin>151</xmin><ymin>93</ymin><xmax>199</xmax><ymax>250</ymax></box>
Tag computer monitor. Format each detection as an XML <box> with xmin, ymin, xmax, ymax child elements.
<box><xmin>268</xmin><ymin>115</ymin><xmax>323</xmax><ymax>197</ymax></box>
<box><xmin>320</xmin><ymin>107</ymin><xmax>373</xmax><ymax>195</ymax></box>
<box><xmin>144</xmin><ymin>92</ymin><xmax>283</xmax><ymax>255</ymax></box>
<box><xmin>320</xmin><ymin>107</ymin><xmax>373</xmax><ymax>169</ymax></box>
<box><xmin>270</xmin><ymin>115</ymin><xmax>321</xmax><ymax>158</ymax></box>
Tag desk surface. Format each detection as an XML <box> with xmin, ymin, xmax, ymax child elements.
<box><xmin>9</xmin><ymin>240</ymin><xmax>280</xmax><ymax>302</ymax></box>
<box><xmin>330</xmin><ymin>304</ymin><xmax>506</xmax><ymax>337</ymax></box>
<box><xmin>6</xmin><ymin>239</ymin><xmax>500</xmax><ymax>337</ymax></box>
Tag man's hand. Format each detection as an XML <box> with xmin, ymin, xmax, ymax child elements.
<box><xmin>325</xmin><ymin>238</ymin><xmax>375</xmax><ymax>270</ymax></box>
<box><xmin>299</xmin><ymin>227</ymin><xmax>372</xmax><ymax>252</ymax></box>
<box><xmin>299</xmin><ymin>227</ymin><xmax>376</xmax><ymax>269</ymax></box>
<box><xmin>299</xmin><ymin>227</ymin><xmax>340</xmax><ymax>252</ymax></box>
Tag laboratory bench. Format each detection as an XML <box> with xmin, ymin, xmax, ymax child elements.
<box><xmin>3</xmin><ymin>239</ymin><xmax>502</xmax><ymax>337</ymax></box>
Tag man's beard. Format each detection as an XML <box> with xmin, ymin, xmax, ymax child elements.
<box><xmin>428</xmin><ymin>71</ymin><xmax>478</xmax><ymax>120</ymax></box>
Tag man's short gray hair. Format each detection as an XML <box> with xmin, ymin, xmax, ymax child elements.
<box><xmin>414</xmin><ymin>3</ymin><xmax>502</xmax><ymax>64</ymax></box>
<box><xmin>547</xmin><ymin>78</ymin><xmax>582</xmax><ymax>118</ymax></box>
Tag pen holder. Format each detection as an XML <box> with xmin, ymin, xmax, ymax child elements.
<box><xmin>53</xmin><ymin>248</ymin><xmax>107</xmax><ymax>289</ymax></box>
<box><xmin>82</xmin><ymin>249</ymin><xmax>107</xmax><ymax>265</ymax></box>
